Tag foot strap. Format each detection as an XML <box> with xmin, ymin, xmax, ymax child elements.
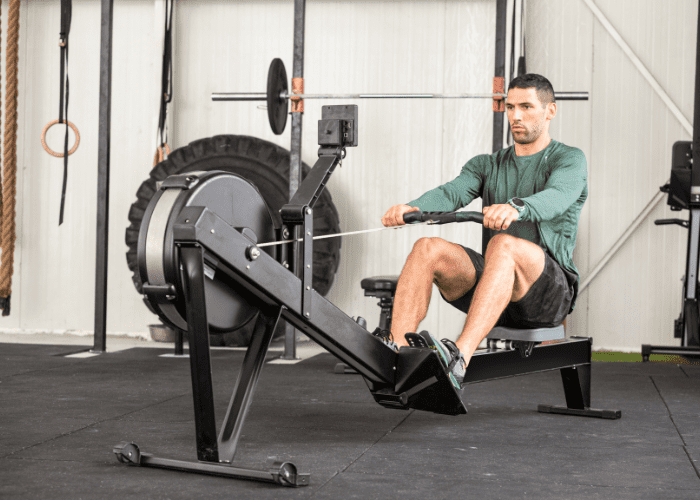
<box><xmin>441</xmin><ymin>338</ymin><xmax>466</xmax><ymax>376</ymax></box>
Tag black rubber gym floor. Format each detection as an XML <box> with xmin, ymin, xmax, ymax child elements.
<box><xmin>1</xmin><ymin>342</ymin><xmax>699</xmax><ymax>499</ymax></box>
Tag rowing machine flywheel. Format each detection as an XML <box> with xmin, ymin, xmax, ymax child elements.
<box><xmin>137</xmin><ymin>170</ymin><xmax>277</xmax><ymax>334</ymax></box>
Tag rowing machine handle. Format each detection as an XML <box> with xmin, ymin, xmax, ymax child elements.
<box><xmin>402</xmin><ymin>210</ymin><xmax>484</xmax><ymax>225</ymax></box>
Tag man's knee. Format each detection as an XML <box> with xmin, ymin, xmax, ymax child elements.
<box><xmin>484</xmin><ymin>234</ymin><xmax>545</xmax><ymax>282</ymax></box>
<box><xmin>408</xmin><ymin>237</ymin><xmax>473</xmax><ymax>277</ymax></box>
<box><xmin>485</xmin><ymin>233</ymin><xmax>520</xmax><ymax>258</ymax></box>
<box><xmin>409</xmin><ymin>237</ymin><xmax>451</xmax><ymax>266</ymax></box>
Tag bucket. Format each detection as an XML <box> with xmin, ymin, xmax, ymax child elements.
<box><xmin>149</xmin><ymin>324</ymin><xmax>178</xmax><ymax>343</ymax></box>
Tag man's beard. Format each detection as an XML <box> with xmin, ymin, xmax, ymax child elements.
<box><xmin>511</xmin><ymin>125</ymin><xmax>541</xmax><ymax>144</ymax></box>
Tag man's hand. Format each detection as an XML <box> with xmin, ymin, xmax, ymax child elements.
<box><xmin>483</xmin><ymin>203</ymin><xmax>519</xmax><ymax>231</ymax></box>
<box><xmin>381</xmin><ymin>205</ymin><xmax>420</xmax><ymax>227</ymax></box>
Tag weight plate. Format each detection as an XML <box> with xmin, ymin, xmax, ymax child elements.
<box><xmin>267</xmin><ymin>58</ymin><xmax>289</xmax><ymax>135</ymax></box>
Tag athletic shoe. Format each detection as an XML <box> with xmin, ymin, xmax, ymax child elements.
<box><xmin>404</xmin><ymin>331</ymin><xmax>466</xmax><ymax>389</ymax></box>
<box><xmin>441</xmin><ymin>338</ymin><xmax>467</xmax><ymax>384</ymax></box>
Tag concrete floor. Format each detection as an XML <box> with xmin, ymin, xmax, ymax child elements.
<box><xmin>2</xmin><ymin>335</ymin><xmax>700</xmax><ymax>499</ymax></box>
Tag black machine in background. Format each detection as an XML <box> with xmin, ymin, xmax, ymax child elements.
<box><xmin>644</xmin><ymin>140</ymin><xmax>700</xmax><ymax>359</ymax></box>
<box><xmin>642</xmin><ymin>3</ymin><xmax>700</xmax><ymax>361</ymax></box>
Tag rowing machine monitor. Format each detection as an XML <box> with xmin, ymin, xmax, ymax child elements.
<box><xmin>318</xmin><ymin>104</ymin><xmax>358</xmax><ymax>148</ymax></box>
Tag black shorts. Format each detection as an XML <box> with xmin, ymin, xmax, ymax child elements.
<box><xmin>440</xmin><ymin>245</ymin><xmax>578</xmax><ymax>329</ymax></box>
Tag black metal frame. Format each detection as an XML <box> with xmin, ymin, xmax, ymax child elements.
<box><xmin>642</xmin><ymin>0</ymin><xmax>700</xmax><ymax>361</ymax></box>
<box><xmin>92</xmin><ymin>0</ymin><xmax>113</xmax><ymax>353</ymax></box>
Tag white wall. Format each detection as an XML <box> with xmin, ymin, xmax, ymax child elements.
<box><xmin>527</xmin><ymin>0</ymin><xmax>697</xmax><ymax>351</ymax></box>
<box><xmin>171</xmin><ymin>0</ymin><xmax>496</xmax><ymax>339</ymax></box>
<box><xmin>5</xmin><ymin>0</ymin><xmax>494</xmax><ymax>341</ymax></box>
<box><xmin>2</xmin><ymin>0</ymin><xmax>698</xmax><ymax>353</ymax></box>
<box><xmin>11</xmin><ymin>0</ymin><xmax>166</xmax><ymax>336</ymax></box>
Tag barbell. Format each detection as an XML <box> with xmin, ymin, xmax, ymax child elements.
<box><xmin>212</xmin><ymin>59</ymin><xmax>589</xmax><ymax>135</ymax></box>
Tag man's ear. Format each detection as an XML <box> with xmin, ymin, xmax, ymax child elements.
<box><xmin>546</xmin><ymin>101</ymin><xmax>557</xmax><ymax>120</ymax></box>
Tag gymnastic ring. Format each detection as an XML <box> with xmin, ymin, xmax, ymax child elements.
<box><xmin>41</xmin><ymin>119</ymin><xmax>80</xmax><ymax>157</ymax></box>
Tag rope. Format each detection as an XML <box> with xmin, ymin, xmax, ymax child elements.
<box><xmin>0</xmin><ymin>2</ymin><xmax>4</xmax><ymax>235</ymax></box>
<box><xmin>256</xmin><ymin>221</ymin><xmax>435</xmax><ymax>248</ymax></box>
<box><xmin>0</xmin><ymin>0</ymin><xmax>20</xmax><ymax>307</ymax></box>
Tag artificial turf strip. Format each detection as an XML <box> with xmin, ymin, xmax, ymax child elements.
<box><xmin>592</xmin><ymin>351</ymin><xmax>700</xmax><ymax>365</ymax></box>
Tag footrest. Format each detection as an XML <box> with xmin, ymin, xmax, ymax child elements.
<box><xmin>537</xmin><ymin>404</ymin><xmax>621</xmax><ymax>420</ymax></box>
<box><xmin>487</xmin><ymin>325</ymin><xmax>565</xmax><ymax>342</ymax></box>
<box><xmin>369</xmin><ymin>346</ymin><xmax>467</xmax><ymax>416</ymax></box>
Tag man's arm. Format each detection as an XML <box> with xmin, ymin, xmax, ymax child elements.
<box><xmin>407</xmin><ymin>156</ymin><xmax>486</xmax><ymax>211</ymax></box>
<box><xmin>381</xmin><ymin>156</ymin><xmax>486</xmax><ymax>227</ymax></box>
<box><xmin>516</xmin><ymin>149</ymin><xmax>587</xmax><ymax>222</ymax></box>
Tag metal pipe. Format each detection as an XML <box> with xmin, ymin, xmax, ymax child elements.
<box><xmin>290</xmin><ymin>93</ymin><xmax>498</xmax><ymax>99</ymax></box>
<box><xmin>693</xmin><ymin>0</ymin><xmax>700</xmax><ymax>191</ymax></box>
<box><xmin>282</xmin><ymin>0</ymin><xmax>306</xmax><ymax>361</ymax></box>
<box><xmin>489</xmin><ymin>0</ymin><xmax>508</xmax><ymax>256</ymax></box>
<box><xmin>211</xmin><ymin>91</ymin><xmax>589</xmax><ymax>101</ymax></box>
<box><xmin>92</xmin><ymin>0</ymin><xmax>114</xmax><ymax>354</ymax></box>
<box><xmin>215</xmin><ymin>92</ymin><xmax>267</xmax><ymax>101</ymax></box>
<box><xmin>492</xmin><ymin>0</ymin><xmax>507</xmax><ymax>154</ymax></box>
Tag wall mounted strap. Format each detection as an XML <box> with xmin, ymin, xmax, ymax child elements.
<box><xmin>155</xmin><ymin>0</ymin><xmax>174</xmax><ymax>161</ymax></box>
<box><xmin>58</xmin><ymin>0</ymin><xmax>72</xmax><ymax>225</ymax></box>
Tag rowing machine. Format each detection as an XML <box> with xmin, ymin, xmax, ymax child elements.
<box><xmin>113</xmin><ymin>105</ymin><xmax>620</xmax><ymax>487</ymax></box>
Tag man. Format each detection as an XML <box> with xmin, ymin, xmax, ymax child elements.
<box><xmin>380</xmin><ymin>74</ymin><xmax>587</xmax><ymax>388</ymax></box>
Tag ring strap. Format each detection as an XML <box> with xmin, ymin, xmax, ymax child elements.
<box><xmin>156</xmin><ymin>0</ymin><xmax>174</xmax><ymax>151</ymax></box>
<box><xmin>58</xmin><ymin>0</ymin><xmax>72</xmax><ymax>225</ymax></box>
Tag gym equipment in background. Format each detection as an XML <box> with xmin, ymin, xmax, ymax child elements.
<box><xmin>643</xmin><ymin>141</ymin><xmax>700</xmax><ymax>360</ymax></box>
<box><xmin>641</xmin><ymin>6</ymin><xmax>700</xmax><ymax>361</ymax></box>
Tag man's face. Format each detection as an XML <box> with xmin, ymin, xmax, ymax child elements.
<box><xmin>505</xmin><ymin>87</ymin><xmax>555</xmax><ymax>144</ymax></box>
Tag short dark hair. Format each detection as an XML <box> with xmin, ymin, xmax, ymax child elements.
<box><xmin>508</xmin><ymin>74</ymin><xmax>555</xmax><ymax>105</ymax></box>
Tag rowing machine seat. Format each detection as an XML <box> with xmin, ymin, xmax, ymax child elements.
<box><xmin>487</xmin><ymin>325</ymin><xmax>565</xmax><ymax>342</ymax></box>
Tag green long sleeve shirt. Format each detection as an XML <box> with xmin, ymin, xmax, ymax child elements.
<box><xmin>407</xmin><ymin>139</ymin><xmax>587</xmax><ymax>309</ymax></box>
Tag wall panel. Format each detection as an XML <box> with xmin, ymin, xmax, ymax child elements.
<box><xmin>528</xmin><ymin>0</ymin><xmax>697</xmax><ymax>351</ymax></box>
<box><xmin>4</xmin><ymin>0</ymin><xmax>697</xmax><ymax>353</ymax></box>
